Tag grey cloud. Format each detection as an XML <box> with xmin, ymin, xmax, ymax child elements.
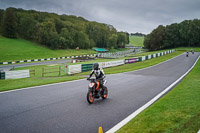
<box><xmin>0</xmin><ymin>0</ymin><xmax>200</xmax><ymax>34</ymax></box>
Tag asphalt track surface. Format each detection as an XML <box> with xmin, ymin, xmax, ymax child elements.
<box><xmin>0</xmin><ymin>52</ymin><xmax>199</xmax><ymax>133</ymax></box>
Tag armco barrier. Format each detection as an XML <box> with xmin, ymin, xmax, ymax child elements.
<box><xmin>68</xmin><ymin>50</ymin><xmax>175</xmax><ymax>75</ymax></box>
<box><xmin>102</xmin><ymin>60</ymin><xmax>124</xmax><ymax>68</ymax></box>
<box><xmin>125</xmin><ymin>58</ymin><xmax>139</xmax><ymax>64</ymax></box>
<box><xmin>0</xmin><ymin>54</ymin><xmax>96</xmax><ymax>65</ymax></box>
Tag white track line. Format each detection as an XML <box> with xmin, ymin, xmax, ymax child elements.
<box><xmin>106</xmin><ymin>55</ymin><xmax>200</xmax><ymax>133</ymax></box>
<box><xmin>0</xmin><ymin>52</ymin><xmax>184</xmax><ymax>94</ymax></box>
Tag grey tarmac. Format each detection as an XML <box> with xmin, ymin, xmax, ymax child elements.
<box><xmin>0</xmin><ymin>52</ymin><xmax>199</xmax><ymax>133</ymax></box>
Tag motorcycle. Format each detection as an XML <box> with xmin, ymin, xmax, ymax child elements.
<box><xmin>186</xmin><ymin>52</ymin><xmax>189</xmax><ymax>57</ymax></box>
<box><xmin>86</xmin><ymin>78</ymin><xmax>108</xmax><ymax>104</ymax></box>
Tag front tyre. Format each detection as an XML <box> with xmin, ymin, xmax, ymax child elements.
<box><xmin>87</xmin><ymin>90</ymin><xmax>94</xmax><ymax>104</ymax></box>
<box><xmin>101</xmin><ymin>87</ymin><xmax>108</xmax><ymax>99</ymax></box>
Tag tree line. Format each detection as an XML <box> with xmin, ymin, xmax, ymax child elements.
<box><xmin>130</xmin><ymin>32</ymin><xmax>145</xmax><ymax>37</ymax></box>
<box><xmin>144</xmin><ymin>19</ymin><xmax>200</xmax><ymax>51</ymax></box>
<box><xmin>0</xmin><ymin>7</ymin><xmax>129</xmax><ymax>49</ymax></box>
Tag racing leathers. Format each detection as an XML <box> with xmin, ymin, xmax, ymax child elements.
<box><xmin>88</xmin><ymin>68</ymin><xmax>105</xmax><ymax>91</ymax></box>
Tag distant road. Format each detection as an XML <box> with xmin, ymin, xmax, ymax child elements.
<box><xmin>0</xmin><ymin>59</ymin><xmax>72</xmax><ymax>70</ymax></box>
<box><xmin>0</xmin><ymin>53</ymin><xmax>199</xmax><ymax>133</ymax></box>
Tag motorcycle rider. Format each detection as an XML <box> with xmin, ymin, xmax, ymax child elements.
<box><xmin>87</xmin><ymin>63</ymin><xmax>106</xmax><ymax>91</ymax></box>
<box><xmin>186</xmin><ymin>50</ymin><xmax>189</xmax><ymax>57</ymax></box>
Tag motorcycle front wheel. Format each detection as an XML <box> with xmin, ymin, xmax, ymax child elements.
<box><xmin>87</xmin><ymin>90</ymin><xmax>94</xmax><ymax>104</ymax></box>
<box><xmin>101</xmin><ymin>87</ymin><xmax>108</xmax><ymax>99</ymax></box>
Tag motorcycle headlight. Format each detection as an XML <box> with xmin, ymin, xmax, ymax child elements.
<box><xmin>89</xmin><ymin>83</ymin><xmax>95</xmax><ymax>88</ymax></box>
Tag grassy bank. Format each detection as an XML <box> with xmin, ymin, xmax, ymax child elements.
<box><xmin>117</xmin><ymin>56</ymin><xmax>200</xmax><ymax>133</ymax></box>
<box><xmin>0</xmin><ymin>37</ymin><xmax>96</xmax><ymax>62</ymax></box>
<box><xmin>176</xmin><ymin>47</ymin><xmax>200</xmax><ymax>52</ymax></box>
<box><xmin>0</xmin><ymin>51</ymin><xmax>182</xmax><ymax>92</ymax></box>
<box><xmin>129</xmin><ymin>36</ymin><xmax>144</xmax><ymax>47</ymax></box>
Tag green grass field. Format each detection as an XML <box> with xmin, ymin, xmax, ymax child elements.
<box><xmin>0</xmin><ymin>37</ymin><xmax>96</xmax><ymax>62</ymax></box>
<box><xmin>129</xmin><ymin>36</ymin><xmax>144</xmax><ymax>47</ymax></box>
<box><xmin>117</xmin><ymin>57</ymin><xmax>200</xmax><ymax>133</ymax></box>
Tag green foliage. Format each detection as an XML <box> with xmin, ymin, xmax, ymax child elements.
<box><xmin>145</xmin><ymin>19</ymin><xmax>200</xmax><ymax>50</ymax></box>
<box><xmin>144</xmin><ymin>25</ymin><xmax>165</xmax><ymax>50</ymax></box>
<box><xmin>1</xmin><ymin>8</ymin><xmax>17</xmax><ymax>38</ymax></box>
<box><xmin>117</xmin><ymin>32</ymin><xmax>128</xmax><ymax>48</ymax></box>
<box><xmin>0</xmin><ymin>7</ymin><xmax>129</xmax><ymax>49</ymax></box>
<box><xmin>0</xmin><ymin>9</ymin><xmax>4</xmax><ymax>31</ymax></box>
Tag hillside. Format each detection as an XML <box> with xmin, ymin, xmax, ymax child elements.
<box><xmin>129</xmin><ymin>36</ymin><xmax>144</xmax><ymax>47</ymax></box>
<box><xmin>0</xmin><ymin>7</ymin><xmax>129</xmax><ymax>50</ymax></box>
<box><xmin>0</xmin><ymin>37</ymin><xmax>96</xmax><ymax>62</ymax></box>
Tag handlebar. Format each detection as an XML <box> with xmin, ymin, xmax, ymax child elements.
<box><xmin>87</xmin><ymin>76</ymin><xmax>105</xmax><ymax>81</ymax></box>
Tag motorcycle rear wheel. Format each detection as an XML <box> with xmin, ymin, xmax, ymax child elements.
<box><xmin>87</xmin><ymin>91</ymin><xmax>94</xmax><ymax>104</ymax></box>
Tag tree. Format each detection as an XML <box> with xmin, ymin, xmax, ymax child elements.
<box><xmin>108</xmin><ymin>34</ymin><xmax>117</xmax><ymax>49</ymax></box>
<box><xmin>59</xmin><ymin>28</ymin><xmax>73</xmax><ymax>49</ymax></box>
<box><xmin>117</xmin><ymin>32</ymin><xmax>128</xmax><ymax>48</ymax></box>
<box><xmin>144</xmin><ymin>25</ymin><xmax>165</xmax><ymax>50</ymax></box>
<box><xmin>0</xmin><ymin>9</ymin><xmax>4</xmax><ymax>32</ymax></box>
<box><xmin>18</xmin><ymin>14</ymin><xmax>37</xmax><ymax>39</ymax></box>
<box><xmin>2</xmin><ymin>8</ymin><xmax>17</xmax><ymax>38</ymax></box>
<box><xmin>73</xmin><ymin>31</ymin><xmax>90</xmax><ymax>49</ymax></box>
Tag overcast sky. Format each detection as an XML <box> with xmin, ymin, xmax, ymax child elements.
<box><xmin>1</xmin><ymin>0</ymin><xmax>200</xmax><ymax>34</ymax></box>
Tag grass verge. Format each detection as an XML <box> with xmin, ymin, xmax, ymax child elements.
<box><xmin>117</xmin><ymin>56</ymin><xmax>200</xmax><ymax>133</ymax></box>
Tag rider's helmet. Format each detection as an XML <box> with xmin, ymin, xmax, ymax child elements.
<box><xmin>93</xmin><ymin>63</ymin><xmax>99</xmax><ymax>70</ymax></box>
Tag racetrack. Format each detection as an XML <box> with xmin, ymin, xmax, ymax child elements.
<box><xmin>0</xmin><ymin>52</ymin><xmax>199</xmax><ymax>133</ymax></box>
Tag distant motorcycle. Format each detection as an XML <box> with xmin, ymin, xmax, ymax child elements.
<box><xmin>186</xmin><ymin>52</ymin><xmax>189</xmax><ymax>57</ymax></box>
<box><xmin>86</xmin><ymin>78</ymin><xmax>108</xmax><ymax>104</ymax></box>
<box><xmin>192</xmin><ymin>50</ymin><xmax>194</xmax><ymax>54</ymax></box>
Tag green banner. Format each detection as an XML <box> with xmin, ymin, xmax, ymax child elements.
<box><xmin>81</xmin><ymin>64</ymin><xmax>93</xmax><ymax>72</ymax></box>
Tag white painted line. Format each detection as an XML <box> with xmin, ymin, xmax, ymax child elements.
<box><xmin>106</xmin><ymin>55</ymin><xmax>200</xmax><ymax>133</ymax></box>
<box><xmin>0</xmin><ymin>78</ymin><xmax>86</xmax><ymax>94</ymax></box>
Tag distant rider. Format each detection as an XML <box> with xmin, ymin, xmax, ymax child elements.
<box><xmin>186</xmin><ymin>50</ymin><xmax>189</xmax><ymax>57</ymax></box>
<box><xmin>87</xmin><ymin>63</ymin><xmax>106</xmax><ymax>91</ymax></box>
